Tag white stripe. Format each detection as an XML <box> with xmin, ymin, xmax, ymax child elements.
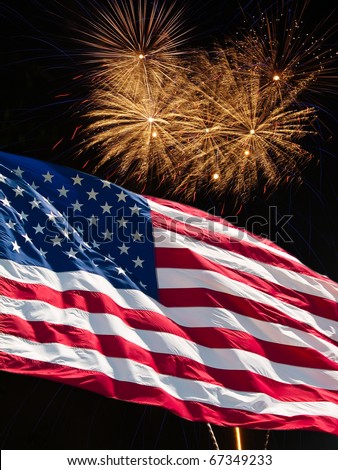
<box><xmin>154</xmin><ymin>227</ymin><xmax>338</xmax><ymax>302</ymax></box>
<box><xmin>1</xmin><ymin>299</ymin><xmax>338</xmax><ymax>390</ymax></box>
<box><xmin>0</xmin><ymin>258</ymin><xmax>161</xmax><ymax>314</ymax></box>
<box><xmin>160</xmin><ymin>305</ymin><xmax>338</xmax><ymax>364</ymax></box>
<box><xmin>2</xmin><ymin>292</ymin><xmax>338</xmax><ymax>365</ymax></box>
<box><xmin>2</xmin><ymin>333</ymin><xmax>338</xmax><ymax>419</ymax></box>
<box><xmin>157</xmin><ymin>267</ymin><xmax>338</xmax><ymax>342</ymax></box>
<box><xmin>148</xmin><ymin>199</ymin><xmax>301</xmax><ymax>263</ymax></box>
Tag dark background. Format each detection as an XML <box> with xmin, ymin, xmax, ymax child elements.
<box><xmin>0</xmin><ymin>0</ymin><xmax>337</xmax><ymax>449</ymax></box>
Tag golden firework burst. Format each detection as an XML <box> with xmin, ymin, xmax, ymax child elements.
<box><xmin>79</xmin><ymin>1</ymin><xmax>335</xmax><ymax>201</ymax></box>
<box><xmin>78</xmin><ymin>0</ymin><xmax>189</xmax><ymax>96</ymax></box>
<box><xmin>173</xmin><ymin>48</ymin><xmax>316</xmax><ymax>200</ymax></box>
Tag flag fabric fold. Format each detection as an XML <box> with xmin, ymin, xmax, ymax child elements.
<box><xmin>0</xmin><ymin>151</ymin><xmax>337</xmax><ymax>435</ymax></box>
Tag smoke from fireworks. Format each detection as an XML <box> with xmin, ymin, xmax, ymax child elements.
<box><xmin>79</xmin><ymin>0</ymin><xmax>334</xmax><ymax>201</ymax></box>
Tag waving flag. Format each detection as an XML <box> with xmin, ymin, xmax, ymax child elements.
<box><xmin>0</xmin><ymin>151</ymin><xmax>337</xmax><ymax>435</ymax></box>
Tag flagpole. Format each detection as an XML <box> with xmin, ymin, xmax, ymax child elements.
<box><xmin>206</xmin><ymin>423</ymin><xmax>219</xmax><ymax>450</ymax></box>
<box><xmin>234</xmin><ymin>427</ymin><xmax>242</xmax><ymax>450</ymax></box>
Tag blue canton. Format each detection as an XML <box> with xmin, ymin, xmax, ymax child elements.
<box><xmin>0</xmin><ymin>152</ymin><xmax>158</xmax><ymax>299</ymax></box>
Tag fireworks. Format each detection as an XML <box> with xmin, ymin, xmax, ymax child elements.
<box><xmin>78</xmin><ymin>0</ymin><xmax>189</xmax><ymax>96</ymax></box>
<box><xmin>79</xmin><ymin>0</ymin><xmax>334</xmax><ymax>201</ymax></box>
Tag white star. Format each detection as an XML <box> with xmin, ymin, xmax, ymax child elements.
<box><xmin>139</xmin><ymin>281</ymin><xmax>147</xmax><ymax>290</ymax></box>
<box><xmin>39</xmin><ymin>248</ymin><xmax>47</xmax><ymax>258</ymax></box>
<box><xmin>51</xmin><ymin>235</ymin><xmax>63</xmax><ymax>246</ymax></box>
<box><xmin>87</xmin><ymin>188</ymin><xmax>99</xmax><ymax>200</ymax></box>
<box><xmin>5</xmin><ymin>220</ymin><xmax>16</xmax><ymax>230</ymax></box>
<box><xmin>88</xmin><ymin>215</ymin><xmax>98</xmax><ymax>226</ymax></box>
<box><xmin>102</xmin><ymin>180</ymin><xmax>111</xmax><ymax>188</ymax></box>
<box><xmin>131</xmin><ymin>230</ymin><xmax>143</xmax><ymax>241</ymax></box>
<box><xmin>23</xmin><ymin>233</ymin><xmax>32</xmax><ymax>243</ymax></box>
<box><xmin>12</xmin><ymin>240</ymin><xmax>20</xmax><ymax>252</ymax></box>
<box><xmin>100</xmin><ymin>202</ymin><xmax>112</xmax><ymax>214</ymax></box>
<box><xmin>116</xmin><ymin>266</ymin><xmax>126</xmax><ymax>275</ymax></box>
<box><xmin>102</xmin><ymin>229</ymin><xmax>113</xmax><ymax>240</ymax></box>
<box><xmin>133</xmin><ymin>256</ymin><xmax>144</xmax><ymax>268</ymax></box>
<box><xmin>76</xmin><ymin>226</ymin><xmax>84</xmax><ymax>236</ymax></box>
<box><xmin>72</xmin><ymin>200</ymin><xmax>83</xmax><ymax>212</ymax></box>
<box><xmin>116</xmin><ymin>190</ymin><xmax>127</xmax><ymax>202</ymax></box>
<box><xmin>31</xmin><ymin>181</ymin><xmax>39</xmax><ymax>191</ymax></box>
<box><xmin>13</xmin><ymin>186</ymin><xmax>24</xmax><ymax>197</ymax></box>
<box><xmin>43</xmin><ymin>171</ymin><xmax>54</xmax><ymax>183</ymax></box>
<box><xmin>57</xmin><ymin>186</ymin><xmax>70</xmax><ymax>198</ymax></box>
<box><xmin>65</xmin><ymin>248</ymin><xmax>78</xmax><ymax>259</ymax></box>
<box><xmin>92</xmin><ymin>240</ymin><xmax>101</xmax><ymax>249</ymax></box>
<box><xmin>29</xmin><ymin>198</ymin><xmax>41</xmax><ymax>209</ymax></box>
<box><xmin>1</xmin><ymin>197</ymin><xmax>11</xmax><ymax>207</ymax></box>
<box><xmin>0</xmin><ymin>174</ymin><xmax>7</xmax><ymax>183</ymax></box>
<box><xmin>45</xmin><ymin>197</ymin><xmax>54</xmax><ymax>204</ymax></box>
<box><xmin>61</xmin><ymin>228</ymin><xmax>70</xmax><ymax>239</ymax></box>
<box><xmin>33</xmin><ymin>223</ymin><xmax>45</xmax><ymax>234</ymax></box>
<box><xmin>14</xmin><ymin>166</ymin><xmax>24</xmax><ymax>178</ymax></box>
<box><xmin>19</xmin><ymin>211</ymin><xmax>28</xmax><ymax>221</ymax></box>
<box><xmin>47</xmin><ymin>212</ymin><xmax>57</xmax><ymax>221</ymax></box>
<box><xmin>117</xmin><ymin>216</ymin><xmax>128</xmax><ymax>228</ymax></box>
<box><xmin>72</xmin><ymin>174</ymin><xmax>83</xmax><ymax>185</ymax></box>
<box><xmin>118</xmin><ymin>243</ymin><xmax>130</xmax><ymax>255</ymax></box>
<box><xmin>129</xmin><ymin>204</ymin><xmax>141</xmax><ymax>216</ymax></box>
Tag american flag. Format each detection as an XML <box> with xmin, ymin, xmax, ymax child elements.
<box><xmin>0</xmin><ymin>151</ymin><xmax>337</xmax><ymax>435</ymax></box>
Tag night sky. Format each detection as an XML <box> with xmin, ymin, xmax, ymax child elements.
<box><xmin>0</xmin><ymin>0</ymin><xmax>337</xmax><ymax>450</ymax></box>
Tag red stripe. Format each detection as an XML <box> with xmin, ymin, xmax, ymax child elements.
<box><xmin>159</xmin><ymin>287</ymin><xmax>338</xmax><ymax>348</ymax></box>
<box><xmin>147</xmin><ymin>195</ymin><xmax>333</xmax><ymax>273</ymax></box>
<box><xmin>2</xmin><ymin>352</ymin><xmax>338</xmax><ymax>435</ymax></box>
<box><xmin>151</xmin><ymin>210</ymin><xmax>330</xmax><ymax>282</ymax></box>
<box><xmin>1</xmin><ymin>276</ymin><xmax>337</xmax><ymax>369</ymax></box>
<box><xmin>156</xmin><ymin>247</ymin><xmax>338</xmax><ymax>322</ymax></box>
<box><xmin>2</xmin><ymin>315</ymin><xmax>338</xmax><ymax>404</ymax></box>
<box><xmin>148</xmin><ymin>195</ymin><xmax>287</xmax><ymax>253</ymax></box>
